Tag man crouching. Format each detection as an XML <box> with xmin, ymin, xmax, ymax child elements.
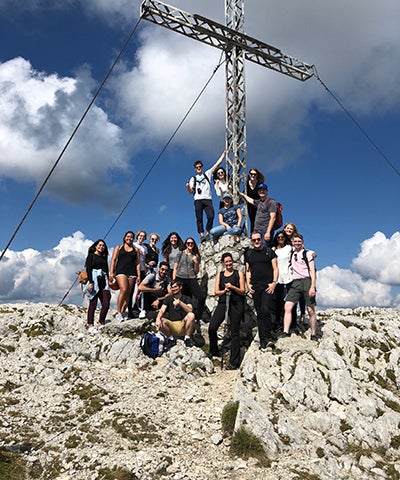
<box><xmin>156</xmin><ymin>280</ymin><xmax>196</xmax><ymax>348</ymax></box>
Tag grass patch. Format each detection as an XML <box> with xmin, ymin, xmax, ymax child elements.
<box><xmin>230</xmin><ymin>427</ymin><xmax>269</xmax><ymax>466</ymax></box>
<box><xmin>221</xmin><ymin>401</ymin><xmax>239</xmax><ymax>436</ymax></box>
<box><xmin>96</xmin><ymin>467</ymin><xmax>138</xmax><ymax>479</ymax></box>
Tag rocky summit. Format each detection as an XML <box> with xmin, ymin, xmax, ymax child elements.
<box><xmin>0</xmin><ymin>303</ymin><xmax>399</xmax><ymax>480</ymax></box>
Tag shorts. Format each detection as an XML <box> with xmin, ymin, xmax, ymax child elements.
<box><xmin>286</xmin><ymin>277</ymin><xmax>316</xmax><ymax>306</ymax></box>
<box><xmin>164</xmin><ymin>319</ymin><xmax>186</xmax><ymax>336</ymax></box>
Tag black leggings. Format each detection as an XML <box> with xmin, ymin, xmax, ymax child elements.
<box><xmin>209</xmin><ymin>300</ymin><xmax>243</xmax><ymax>367</ymax></box>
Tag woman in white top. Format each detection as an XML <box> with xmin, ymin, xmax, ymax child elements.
<box><xmin>213</xmin><ymin>167</ymin><xmax>228</xmax><ymax>208</ymax></box>
<box><xmin>272</xmin><ymin>231</ymin><xmax>293</xmax><ymax>330</ymax></box>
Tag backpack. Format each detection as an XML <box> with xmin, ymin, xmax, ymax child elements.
<box><xmin>77</xmin><ymin>270</ymin><xmax>88</xmax><ymax>284</ymax></box>
<box><xmin>140</xmin><ymin>332</ymin><xmax>168</xmax><ymax>359</ymax></box>
<box><xmin>265</xmin><ymin>198</ymin><xmax>283</xmax><ymax>230</ymax></box>
<box><xmin>191</xmin><ymin>173</ymin><xmax>211</xmax><ymax>195</ymax></box>
<box><xmin>289</xmin><ymin>249</ymin><xmax>315</xmax><ymax>275</ymax></box>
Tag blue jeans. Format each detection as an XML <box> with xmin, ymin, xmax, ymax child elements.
<box><xmin>210</xmin><ymin>225</ymin><xmax>242</xmax><ymax>239</ymax></box>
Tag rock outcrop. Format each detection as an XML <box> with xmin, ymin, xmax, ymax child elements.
<box><xmin>0</xmin><ymin>303</ymin><xmax>399</xmax><ymax>480</ymax></box>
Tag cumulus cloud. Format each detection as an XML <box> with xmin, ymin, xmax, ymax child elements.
<box><xmin>0</xmin><ymin>58</ymin><xmax>129</xmax><ymax>206</ymax></box>
<box><xmin>0</xmin><ymin>231</ymin><xmax>121</xmax><ymax>307</ymax></box>
<box><xmin>316</xmin><ymin>265</ymin><xmax>393</xmax><ymax>309</ymax></box>
<box><xmin>351</xmin><ymin>232</ymin><xmax>400</xmax><ymax>286</ymax></box>
<box><xmin>105</xmin><ymin>0</ymin><xmax>400</xmax><ymax>167</ymax></box>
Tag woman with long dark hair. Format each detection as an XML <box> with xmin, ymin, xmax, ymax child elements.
<box><xmin>208</xmin><ymin>252</ymin><xmax>245</xmax><ymax>370</ymax></box>
<box><xmin>110</xmin><ymin>231</ymin><xmax>140</xmax><ymax>322</ymax></box>
<box><xmin>162</xmin><ymin>232</ymin><xmax>185</xmax><ymax>270</ymax></box>
<box><xmin>84</xmin><ymin>239</ymin><xmax>111</xmax><ymax>333</ymax></box>
<box><xmin>245</xmin><ymin>167</ymin><xmax>265</xmax><ymax>233</ymax></box>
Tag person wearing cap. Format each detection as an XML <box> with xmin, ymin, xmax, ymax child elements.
<box><xmin>209</xmin><ymin>193</ymin><xmax>243</xmax><ymax>240</ymax></box>
<box><xmin>186</xmin><ymin>149</ymin><xmax>227</xmax><ymax>243</ymax></box>
<box><xmin>240</xmin><ymin>183</ymin><xmax>277</xmax><ymax>247</ymax></box>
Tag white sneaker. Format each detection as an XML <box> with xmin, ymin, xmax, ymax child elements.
<box><xmin>115</xmin><ymin>313</ymin><xmax>124</xmax><ymax>322</ymax></box>
<box><xmin>138</xmin><ymin>311</ymin><xmax>146</xmax><ymax>319</ymax></box>
<box><xmin>88</xmin><ymin>326</ymin><xmax>98</xmax><ymax>334</ymax></box>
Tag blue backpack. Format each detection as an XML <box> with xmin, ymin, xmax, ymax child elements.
<box><xmin>140</xmin><ymin>332</ymin><xmax>168</xmax><ymax>359</ymax></box>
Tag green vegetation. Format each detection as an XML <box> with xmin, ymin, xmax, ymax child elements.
<box><xmin>221</xmin><ymin>401</ymin><xmax>239</xmax><ymax>436</ymax></box>
<box><xmin>230</xmin><ymin>427</ymin><xmax>269</xmax><ymax>466</ymax></box>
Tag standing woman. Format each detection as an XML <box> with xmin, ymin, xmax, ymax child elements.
<box><xmin>283</xmin><ymin>222</ymin><xmax>299</xmax><ymax>240</ymax></box>
<box><xmin>85</xmin><ymin>239</ymin><xmax>111</xmax><ymax>333</ymax></box>
<box><xmin>145</xmin><ymin>233</ymin><xmax>160</xmax><ymax>273</ymax></box>
<box><xmin>109</xmin><ymin>231</ymin><xmax>140</xmax><ymax>322</ymax></box>
<box><xmin>173</xmin><ymin>237</ymin><xmax>206</xmax><ymax>321</ymax></box>
<box><xmin>245</xmin><ymin>168</ymin><xmax>265</xmax><ymax>233</ymax></box>
<box><xmin>162</xmin><ymin>232</ymin><xmax>185</xmax><ymax>271</ymax></box>
<box><xmin>272</xmin><ymin>231</ymin><xmax>293</xmax><ymax>330</ymax></box>
<box><xmin>133</xmin><ymin>230</ymin><xmax>148</xmax><ymax>317</ymax></box>
<box><xmin>208</xmin><ymin>252</ymin><xmax>245</xmax><ymax>370</ymax></box>
<box><xmin>213</xmin><ymin>167</ymin><xmax>228</xmax><ymax>208</ymax></box>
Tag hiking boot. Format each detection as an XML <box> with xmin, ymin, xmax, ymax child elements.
<box><xmin>166</xmin><ymin>337</ymin><xmax>177</xmax><ymax>349</ymax></box>
<box><xmin>225</xmin><ymin>364</ymin><xmax>238</xmax><ymax>370</ymax></box>
<box><xmin>310</xmin><ymin>334</ymin><xmax>320</xmax><ymax>342</ymax></box>
<box><xmin>277</xmin><ymin>331</ymin><xmax>291</xmax><ymax>339</ymax></box>
<box><xmin>184</xmin><ymin>337</ymin><xmax>194</xmax><ymax>348</ymax></box>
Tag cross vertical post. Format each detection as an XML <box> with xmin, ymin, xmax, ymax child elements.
<box><xmin>140</xmin><ymin>0</ymin><xmax>314</xmax><ymax>229</ymax></box>
<box><xmin>225</xmin><ymin>0</ymin><xmax>247</xmax><ymax>215</ymax></box>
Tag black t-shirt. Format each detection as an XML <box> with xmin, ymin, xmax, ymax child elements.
<box><xmin>245</xmin><ymin>247</ymin><xmax>276</xmax><ymax>289</ymax></box>
<box><xmin>163</xmin><ymin>294</ymin><xmax>192</xmax><ymax>321</ymax></box>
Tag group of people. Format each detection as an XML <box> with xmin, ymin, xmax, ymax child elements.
<box><xmin>83</xmin><ymin>156</ymin><xmax>317</xmax><ymax>369</ymax></box>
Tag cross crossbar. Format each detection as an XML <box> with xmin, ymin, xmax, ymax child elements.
<box><xmin>140</xmin><ymin>0</ymin><xmax>314</xmax><ymax>81</ymax></box>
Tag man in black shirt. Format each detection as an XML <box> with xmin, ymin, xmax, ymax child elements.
<box><xmin>245</xmin><ymin>232</ymin><xmax>279</xmax><ymax>349</ymax></box>
<box><xmin>156</xmin><ymin>280</ymin><xmax>196</xmax><ymax>347</ymax></box>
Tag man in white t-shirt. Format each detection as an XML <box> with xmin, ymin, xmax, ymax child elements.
<box><xmin>186</xmin><ymin>149</ymin><xmax>227</xmax><ymax>242</ymax></box>
<box><xmin>281</xmin><ymin>234</ymin><xmax>318</xmax><ymax>340</ymax></box>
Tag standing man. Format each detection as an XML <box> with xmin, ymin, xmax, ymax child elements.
<box><xmin>281</xmin><ymin>234</ymin><xmax>318</xmax><ymax>340</ymax></box>
<box><xmin>245</xmin><ymin>231</ymin><xmax>279</xmax><ymax>349</ymax></box>
<box><xmin>240</xmin><ymin>183</ymin><xmax>277</xmax><ymax>246</ymax></box>
<box><xmin>156</xmin><ymin>280</ymin><xmax>196</xmax><ymax>348</ymax></box>
<box><xmin>186</xmin><ymin>149</ymin><xmax>227</xmax><ymax>242</ymax></box>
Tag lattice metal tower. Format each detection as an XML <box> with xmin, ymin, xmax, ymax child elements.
<box><xmin>140</xmin><ymin>0</ymin><xmax>314</xmax><ymax>225</ymax></box>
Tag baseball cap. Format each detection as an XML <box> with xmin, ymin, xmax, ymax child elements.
<box><xmin>257</xmin><ymin>183</ymin><xmax>268</xmax><ymax>190</ymax></box>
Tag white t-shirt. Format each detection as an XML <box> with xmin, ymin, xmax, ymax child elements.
<box><xmin>273</xmin><ymin>244</ymin><xmax>293</xmax><ymax>284</ymax></box>
<box><xmin>190</xmin><ymin>168</ymin><xmax>213</xmax><ymax>200</ymax></box>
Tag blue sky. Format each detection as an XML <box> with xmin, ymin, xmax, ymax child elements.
<box><xmin>0</xmin><ymin>0</ymin><xmax>399</xmax><ymax>308</ymax></box>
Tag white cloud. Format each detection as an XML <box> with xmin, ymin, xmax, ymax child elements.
<box><xmin>0</xmin><ymin>58</ymin><xmax>129</xmax><ymax>206</ymax></box>
<box><xmin>351</xmin><ymin>232</ymin><xmax>400</xmax><ymax>286</ymax></box>
<box><xmin>317</xmin><ymin>265</ymin><xmax>393</xmax><ymax>309</ymax></box>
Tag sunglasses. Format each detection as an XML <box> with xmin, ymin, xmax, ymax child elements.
<box><xmin>186</xmin><ymin>242</ymin><xmax>194</xmax><ymax>246</ymax></box>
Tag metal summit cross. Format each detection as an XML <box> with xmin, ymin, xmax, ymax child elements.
<box><xmin>140</xmin><ymin>0</ymin><xmax>314</xmax><ymax>215</ymax></box>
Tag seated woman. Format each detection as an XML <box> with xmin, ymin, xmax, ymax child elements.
<box><xmin>210</xmin><ymin>193</ymin><xmax>242</xmax><ymax>240</ymax></box>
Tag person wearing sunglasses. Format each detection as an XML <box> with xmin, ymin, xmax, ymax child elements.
<box><xmin>185</xmin><ymin>149</ymin><xmax>227</xmax><ymax>243</ymax></box>
<box><xmin>172</xmin><ymin>237</ymin><xmax>206</xmax><ymax>322</ymax></box>
<box><xmin>138</xmin><ymin>261</ymin><xmax>171</xmax><ymax>319</ymax></box>
<box><xmin>245</xmin><ymin>168</ymin><xmax>265</xmax><ymax>233</ymax></box>
<box><xmin>245</xmin><ymin>232</ymin><xmax>279</xmax><ymax>350</ymax></box>
<box><xmin>144</xmin><ymin>233</ymin><xmax>160</xmax><ymax>274</ymax></box>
